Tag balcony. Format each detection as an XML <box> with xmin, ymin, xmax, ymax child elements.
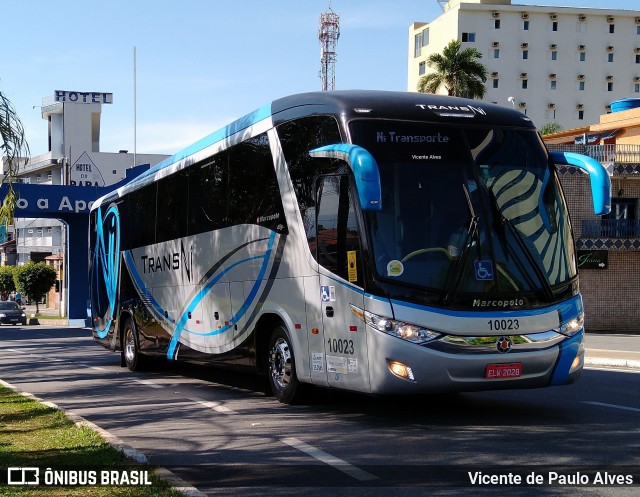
<box><xmin>547</xmin><ymin>144</ymin><xmax>640</xmax><ymax>164</ymax></box>
<box><xmin>581</xmin><ymin>219</ymin><xmax>640</xmax><ymax>238</ymax></box>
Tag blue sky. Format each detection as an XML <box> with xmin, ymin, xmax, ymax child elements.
<box><xmin>3</xmin><ymin>0</ymin><xmax>637</xmax><ymax>157</ymax></box>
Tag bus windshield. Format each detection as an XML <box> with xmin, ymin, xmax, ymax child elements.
<box><xmin>349</xmin><ymin>120</ymin><xmax>576</xmax><ymax>302</ymax></box>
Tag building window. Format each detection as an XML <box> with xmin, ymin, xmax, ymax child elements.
<box><xmin>576</xmin><ymin>21</ymin><xmax>586</xmax><ymax>33</ymax></box>
<box><xmin>635</xmin><ymin>83</ymin><xmax>640</xmax><ymax>93</ymax></box>
<box><xmin>637</xmin><ymin>26</ymin><xmax>640</xmax><ymax>35</ymax></box>
<box><xmin>609</xmin><ymin>24</ymin><xmax>615</xmax><ymax>34</ymax></box>
<box><xmin>552</xmin><ymin>21</ymin><xmax>558</xmax><ymax>31</ymax></box>
<box><xmin>493</xmin><ymin>48</ymin><xmax>500</xmax><ymax>59</ymax></box>
<box><xmin>522</xmin><ymin>79</ymin><xmax>528</xmax><ymax>89</ymax></box>
<box><xmin>579</xmin><ymin>81</ymin><xmax>585</xmax><ymax>91</ymax></box>
<box><xmin>607</xmin><ymin>81</ymin><xmax>613</xmax><ymax>91</ymax></box>
<box><xmin>523</xmin><ymin>50</ymin><xmax>529</xmax><ymax>59</ymax></box>
<box><xmin>523</xmin><ymin>20</ymin><xmax>529</xmax><ymax>30</ymax></box>
<box><xmin>578</xmin><ymin>110</ymin><xmax>584</xmax><ymax>120</ymax></box>
<box><xmin>608</xmin><ymin>53</ymin><xmax>614</xmax><ymax>63</ymax></box>
<box><xmin>414</xmin><ymin>33</ymin><xmax>422</xmax><ymax>57</ymax></box>
<box><xmin>579</xmin><ymin>52</ymin><xmax>586</xmax><ymax>62</ymax></box>
<box><xmin>418</xmin><ymin>61</ymin><xmax>426</xmax><ymax>75</ymax></box>
<box><xmin>551</xmin><ymin>50</ymin><xmax>558</xmax><ymax>61</ymax></box>
<box><xmin>27</xmin><ymin>229</ymin><xmax>33</xmax><ymax>234</ymax></box>
<box><xmin>492</xmin><ymin>78</ymin><xmax>499</xmax><ymax>88</ymax></box>
<box><xmin>545</xmin><ymin>109</ymin><xmax>556</xmax><ymax>120</ymax></box>
<box><xmin>494</xmin><ymin>19</ymin><xmax>500</xmax><ymax>29</ymax></box>
<box><xmin>550</xmin><ymin>80</ymin><xmax>557</xmax><ymax>90</ymax></box>
<box><xmin>636</xmin><ymin>55</ymin><xmax>640</xmax><ymax>64</ymax></box>
<box><xmin>462</xmin><ymin>32</ymin><xmax>476</xmax><ymax>42</ymax></box>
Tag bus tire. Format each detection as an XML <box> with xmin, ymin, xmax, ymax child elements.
<box><xmin>122</xmin><ymin>317</ymin><xmax>144</xmax><ymax>372</ymax></box>
<box><xmin>268</xmin><ymin>325</ymin><xmax>303</xmax><ymax>404</ymax></box>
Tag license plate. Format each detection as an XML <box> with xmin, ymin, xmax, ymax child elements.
<box><xmin>485</xmin><ymin>363</ymin><xmax>522</xmax><ymax>379</ymax></box>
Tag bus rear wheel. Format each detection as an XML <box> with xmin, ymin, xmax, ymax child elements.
<box><xmin>122</xmin><ymin>317</ymin><xmax>144</xmax><ymax>372</ymax></box>
<box><xmin>268</xmin><ymin>325</ymin><xmax>303</xmax><ymax>404</ymax></box>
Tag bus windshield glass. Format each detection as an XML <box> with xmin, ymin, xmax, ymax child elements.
<box><xmin>349</xmin><ymin>120</ymin><xmax>576</xmax><ymax>299</ymax></box>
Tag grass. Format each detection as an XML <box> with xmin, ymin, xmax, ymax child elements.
<box><xmin>0</xmin><ymin>385</ymin><xmax>185</xmax><ymax>496</ymax></box>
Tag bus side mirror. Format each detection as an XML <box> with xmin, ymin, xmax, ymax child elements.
<box><xmin>549</xmin><ymin>151</ymin><xmax>611</xmax><ymax>215</ymax></box>
<box><xmin>309</xmin><ymin>144</ymin><xmax>382</xmax><ymax>211</ymax></box>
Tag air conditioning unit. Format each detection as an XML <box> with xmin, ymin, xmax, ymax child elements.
<box><xmin>634</xmin><ymin>77</ymin><xmax>640</xmax><ymax>83</ymax></box>
<box><xmin>607</xmin><ymin>16</ymin><xmax>614</xmax><ymax>23</ymax></box>
<box><xmin>577</xmin><ymin>74</ymin><xmax>585</xmax><ymax>80</ymax></box>
<box><xmin>521</xmin><ymin>43</ymin><xmax>529</xmax><ymax>48</ymax></box>
<box><xmin>605</xmin><ymin>104</ymin><xmax>612</xmax><ymax>111</ymax></box>
<box><xmin>491</xmin><ymin>42</ymin><xmax>500</xmax><ymax>48</ymax></box>
<box><xmin>550</xmin><ymin>14</ymin><xmax>558</xmax><ymax>20</ymax></box>
<box><xmin>518</xmin><ymin>102</ymin><xmax>527</xmax><ymax>108</ymax></box>
<box><xmin>635</xmin><ymin>48</ymin><xmax>640</xmax><ymax>54</ymax></box>
<box><xmin>490</xmin><ymin>72</ymin><xmax>499</xmax><ymax>78</ymax></box>
<box><xmin>549</xmin><ymin>44</ymin><xmax>557</xmax><ymax>49</ymax></box>
<box><xmin>521</xmin><ymin>13</ymin><xmax>529</xmax><ymax>20</ymax></box>
<box><xmin>492</xmin><ymin>12</ymin><xmax>500</xmax><ymax>18</ymax></box>
<box><xmin>549</xmin><ymin>73</ymin><xmax>557</xmax><ymax>79</ymax></box>
<box><xmin>520</xmin><ymin>72</ymin><xmax>528</xmax><ymax>78</ymax></box>
<box><xmin>576</xmin><ymin>104</ymin><xmax>584</xmax><ymax>110</ymax></box>
<box><xmin>547</xmin><ymin>103</ymin><xmax>556</xmax><ymax>109</ymax></box>
<box><xmin>606</xmin><ymin>75</ymin><xmax>613</xmax><ymax>81</ymax></box>
<box><xmin>607</xmin><ymin>46</ymin><xmax>614</xmax><ymax>51</ymax></box>
<box><xmin>578</xmin><ymin>44</ymin><xmax>585</xmax><ymax>50</ymax></box>
<box><xmin>579</xmin><ymin>15</ymin><xmax>586</xmax><ymax>21</ymax></box>
<box><xmin>635</xmin><ymin>17</ymin><xmax>640</xmax><ymax>24</ymax></box>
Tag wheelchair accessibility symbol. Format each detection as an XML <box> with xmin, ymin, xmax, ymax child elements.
<box><xmin>475</xmin><ymin>260</ymin><xmax>494</xmax><ymax>281</ymax></box>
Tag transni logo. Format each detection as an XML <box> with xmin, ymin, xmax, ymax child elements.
<box><xmin>416</xmin><ymin>103</ymin><xmax>487</xmax><ymax>117</ymax></box>
<box><xmin>496</xmin><ymin>336</ymin><xmax>513</xmax><ymax>353</ymax></box>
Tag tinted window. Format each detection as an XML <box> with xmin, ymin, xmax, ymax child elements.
<box><xmin>156</xmin><ymin>168</ymin><xmax>189</xmax><ymax>243</ymax></box>
<box><xmin>126</xmin><ymin>183</ymin><xmax>156</xmax><ymax>249</ymax></box>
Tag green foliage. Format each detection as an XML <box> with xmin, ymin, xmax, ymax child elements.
<box><xmin>0</xmin><ymin>87</ymin><xmax>30</xmax><ymax>228</ymax></box>
<box><xmin>13</xmin><ymin>261</ymin><xmax>57</xmax><ymax>312</ymax></box>
<box><xmin>539</xmin><ymin>121</ymin><xmax>563</xmax><ymax>135</ymax></box>
<box><xmin>417</xmin><ymin>39</ymin><xmax>488</xmax><ymax>99</ymax></box>
<box><xmin>0</xmin><ymin>264</ymin><xmax>15</xmax><ymax>298</ymax></box>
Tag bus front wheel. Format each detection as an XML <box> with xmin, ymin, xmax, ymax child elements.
<box><xmin>268</xmin><ymin>325</ymin><xmax>303</xmax><ymax>404</ymax></box>
<box><xmin>122</xmin><ymin>317</ymin><xmax>144</xmax><ymax>372</ymax></box>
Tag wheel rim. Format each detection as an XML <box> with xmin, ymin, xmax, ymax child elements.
<box><xmin>269</xmin><ymin>337</ymin><xmax>292</xmax><ymax>390</ymax></box>
<box><xmin>124</xmin><ymin>328</ymin><xmax>136</xmax><ymax>363</ymax></box>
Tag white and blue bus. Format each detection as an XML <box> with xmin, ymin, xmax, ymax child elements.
<box><xmin>90</xmin><ymin>90</ymin><xmax>611</xmax><ymax>404</ymax></box>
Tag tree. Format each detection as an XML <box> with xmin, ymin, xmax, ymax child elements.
<box><xmin>0</xmin><ymin>86</ymin><xmax>30</xmax><ymax>228</ymax></box>
<box><xmin>539</xmin><ymin>122</ymin><xmax>563</xmax><ymax>136</ymax></box>
<box><xmin>417</xmin><ymin>39</ymin><xmax>488</xmax><ymax>99</ymax></box>
<box><xmin>13</xmin><ymin>261</ymin><xmax>57</xmax><ymax>314</ymax></box>
<box><xmin>0</xmin><ymin>265</ymin><xmax>15</xmax><ymax>300</ymax></box>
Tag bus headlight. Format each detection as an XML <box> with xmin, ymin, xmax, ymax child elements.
<box><xmin>363</xmin><ymin>310</ymin><xmax>441</xmax><ymax>345</ymax></box>
<box><xmin>554</xmin><ymin>312</ymin><xmax>584</xmax><ymax>337</ymax></box>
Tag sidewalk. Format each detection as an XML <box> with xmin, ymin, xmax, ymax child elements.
<box><xmin>584</xmin><ymin>333</ymin><xmax>640</xmax><ymax>370</ymax></box>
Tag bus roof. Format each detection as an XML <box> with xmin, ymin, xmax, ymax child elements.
<box><xmin>92</xmin><ymin>90</ymin><xmax>535</xmax><ymax>210</ymax></box>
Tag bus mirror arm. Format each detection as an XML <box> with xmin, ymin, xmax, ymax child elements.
<box><xmin>549</xmin><ymin>151</ymin><xmax>611</xmax><ymax>215</ymax></box>
<box><xmin>309</xmin><ymin>144</ymin><xmax>382</xmax><ymax>211</ymax></box>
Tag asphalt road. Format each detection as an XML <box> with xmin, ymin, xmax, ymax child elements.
<box><xmin>1</xmin><ymin>326</ymin><xmax>639</xmax><ymax>497</ymax></box>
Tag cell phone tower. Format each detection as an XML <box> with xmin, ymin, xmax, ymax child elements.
<box><xmin>319</xmin><ymin>5</ymin><xmax>340</xmax><ymax>91</ymax></box>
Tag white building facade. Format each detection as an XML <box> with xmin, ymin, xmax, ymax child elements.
<box><xmin>408</xmin><ymin>0</ymin><xmax>640</xmax><ymax>130</ymax></box>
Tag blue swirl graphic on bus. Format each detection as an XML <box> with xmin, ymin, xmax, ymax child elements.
<box><xmin>122</xmin><ymin>231</ymin><xmax>277</xmax><ymax>358</ymax></box>
<box><xmin>92</xmin><ymin>204</ymin><xmax>120</xmax><ymax>338</ymax></box>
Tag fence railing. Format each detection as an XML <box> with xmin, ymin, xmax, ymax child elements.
<box><xmin>547</xmin><ymin>144</ymin><xmax>640</xmax><ymax>164</ymax></box>
<box><xmin>581</xmin><ymin>219</ymin><xmax>640</xmax><ymax>238</ymax></box>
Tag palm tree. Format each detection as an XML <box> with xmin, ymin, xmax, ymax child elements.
<box><xmin>0</xmin><ymin>87</ymin><xmax>30</xmax><ymax>227</ymax></box>
<box><xmin>417</xmin><ymin>39</ymin><xmax>488</xmax><ymax>99</ymax></box>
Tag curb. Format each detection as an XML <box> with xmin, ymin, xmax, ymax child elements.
<box><xmin>584</xmin><ymin>357</ymin><xmax>640</xmax><ymax>370</ymax></box>
<box><xmin>0</xmin><ymin>378</ymin><xmax>207</xmax><ymax>497</ymax></box>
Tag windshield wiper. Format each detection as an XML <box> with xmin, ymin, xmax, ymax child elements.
<box><xmin>487</xmin><ymin>188</ymin><xmax>555</xmax><ymax>302</ymax></box>
<box><xmin>442</xmin><ymin>184</ymin><xmax>479</xmax><ymax>305</ymax></box>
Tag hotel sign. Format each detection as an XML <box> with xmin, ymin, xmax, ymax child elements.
<box><xmin>55</xmin><ymin>90</ymin><xmax>113</xmax><ymax>104</ymax></box>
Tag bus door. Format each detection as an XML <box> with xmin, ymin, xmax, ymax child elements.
<box><xmin>315</xmin><ymin>174</ymin><xmax>371</xmax><ymax>393</ymax></box>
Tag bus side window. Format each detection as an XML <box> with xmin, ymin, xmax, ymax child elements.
<box><xmin>314</xmin><ymin>174</ymin><xmax>363</xmax><ymax>284</ymax></box>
